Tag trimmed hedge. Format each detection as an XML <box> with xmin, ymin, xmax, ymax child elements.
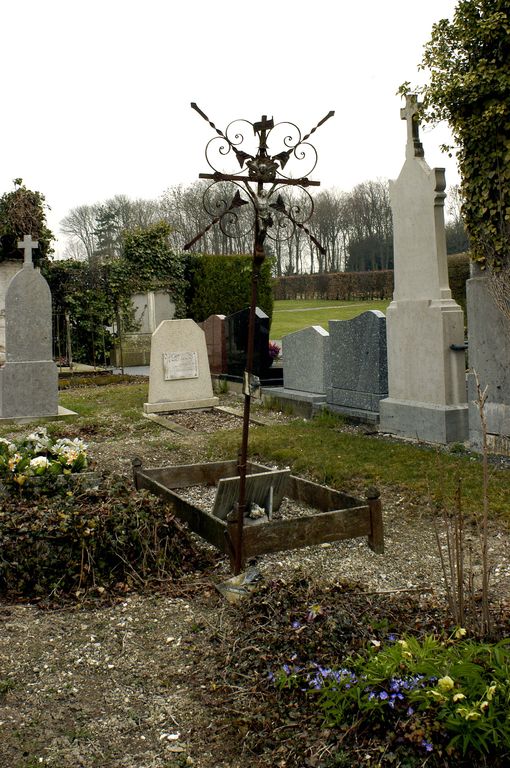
<box><xmin>186</xmin><ymin>253</ymin><xmax>274</xmax><ymax>323</ymax></box>
<box><xmin>273</xmin><ymin>270</ymin><xmax>394</xmax><ymax>301</ymax></box>
<box><xmin>272</xmin><ymin>255</ymin><xmax>471</xmax><ymax>310</ymax></box>
<box><xmin>447</xmin><ymin>251</ymin><xmax>470</xmax><ymax>315</ymax></box>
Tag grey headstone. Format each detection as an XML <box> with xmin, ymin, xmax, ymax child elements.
<box><xmin>283</xmin><ymin>325</ymin><xmax>329</xmax><ymax>394</ymax></box>
<box><xmin>467</xmin><ymin>272</ymin><xmax>510</xmax><ymax>454</ymax></box>
<box><xmin>0</xmin><ymin>240</ymin><xmax>58</xmax><ymax>418</ymax></box>
<box><xmin>327</xmin><ymin>311</ymin><xmax>388</xmax><ymax>414</ymax></box>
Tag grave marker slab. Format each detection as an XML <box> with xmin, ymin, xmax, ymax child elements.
<box><xmin>198</xmin><ymin>314</ymin><xmax>226</xmax><ymax>374</ymax></box>
<box><xmin>225</xmin><ymin>306</ymin><xmax>283</xmax><ymax>386</ymax></box>
<box><xmin>0</xmin><ymin>236</ymin><xmax>59</xmax><ymax>418</ymax></box>
<box><xmin>144</xmin><ymin>319</ymin><xmax>218</xmax><ymax>413</ymax></box>
<box><xmin>467</xmin><ymin>266</ymin><xmax>510</xmax><ymax>454</ymax></box>
<box><xmin>326</xmin><ymin>311</ymin><xmax>388</xmax><ymax>419</ymax></box>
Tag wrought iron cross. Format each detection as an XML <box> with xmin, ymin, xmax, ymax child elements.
<box><xmin>184</xmin><ymin>104</ymin><xmax>334</xmax><ymax>574</ymax></box>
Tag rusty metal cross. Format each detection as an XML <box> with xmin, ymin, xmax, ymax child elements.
<box><xmin>185</xmin><ymin>104</ymin><xmax>334</xmax><ymax>574</ymax></box>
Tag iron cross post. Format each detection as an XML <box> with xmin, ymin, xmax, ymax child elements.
<box><xmin>185</xmin><ymin>104</ymin><xmax>334</xmax><ymax>574</ymax></box>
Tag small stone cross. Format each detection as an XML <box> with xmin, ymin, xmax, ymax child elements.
<box><xmin>400</xmin><ymin>94</ymin><xmax>424</xmax><ymax>158</ymax></box>
<box><xmin>18</xmin><ymin>234</ymin><xmax>39</xmax><ymax>266</ymax></box>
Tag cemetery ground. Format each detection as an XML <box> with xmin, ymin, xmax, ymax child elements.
<box><xmin>1</xmin><ymin>378</ymin><xmax>510</xmax><ymax>768</ymax></box>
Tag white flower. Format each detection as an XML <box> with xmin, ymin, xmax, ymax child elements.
<box><xmin>0</xmin><ymin>438</ymin><xmax>16</xmax><ymax>454</ymax></box>
<box><xmin>30</xmin><ymin>456</ymin><xmax>50</xmax><ymax>469</ymax></box>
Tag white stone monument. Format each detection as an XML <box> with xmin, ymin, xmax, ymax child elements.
<box><xmin>144</xmin><ymin>319</ymin><xmax>219</xmax><ymax>413</ymax></box>
<box><xmin>379</xmin><ymin>95</ymin><xmax>468</xmax><ymax>444</ymax></box>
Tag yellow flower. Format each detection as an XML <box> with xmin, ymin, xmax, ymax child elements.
<box><xmin>14</xmin><ymin>474</ymin><xmax>27</xmax><ymax>486</ymax></box>
<box><xmin>438</xmin><ymin>676</ymin><xmax>455</xmax><ymax>692</ymax></box>
<box><xmin>453</xmin><ymin>693</ymin><xmax>466</xmax><ymax>702</ymax></box>
<box><xmin>454</xmin><ymin>627</ymin><xmax>467</xmax><ymax>639</ymax></box>
<box><xmin>480</xmin><ymin>701</ymin><xmax>489</xmax><ymax>711</ymax></box>
<box><xmin>486</xmin><ymin>683</ymin><xmax>497</xmax><ymax>701</ymax></box>
<box><xmin>457</xmin><ymin>706</ymin><xmax>482</xmax><ymax>721</ymax></box>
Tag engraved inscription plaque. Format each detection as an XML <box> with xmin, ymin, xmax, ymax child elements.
<box><xmin>163</xmin><ymin>351</ymin><xmax>198</xmax><ymax>381</ymax></box>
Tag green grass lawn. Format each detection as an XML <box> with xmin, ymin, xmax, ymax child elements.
<box><xmin>208</xmin><ymin>409</ymin><xmax>510</xmax><ymax>523</ymax></box>
<box><xmin>270</xmin><ymin>298</ymin><xmax>390</xmax><ymax>338</ymax></box>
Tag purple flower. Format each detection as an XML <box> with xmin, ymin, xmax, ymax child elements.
<box><xmin>421</xmin><ymin>739</ymin><xmax>433</xmax><ymax>752</ymax></box>
<box><xmin>291</xmin><ymin>620</ymin><xmax>302</xmax><ymax>629</ymax></box>
<box><xmin>379</xmin><ymin>691</ymin><xmax>389</xmax><ymax>700</ymax></box>
<box><xmin>407</xmin><ymin>706</ymin><xmax>415</xmax><ymax>716</ymax></box>
<box><xmin>388</xmin><ymin>633</ymin><xmax>397</xmax><ymax>642</ymax></box>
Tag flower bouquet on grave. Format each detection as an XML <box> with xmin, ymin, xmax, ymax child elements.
<box><xmin>268</xmin><ymin>341</ymin><xmax>281</xmax><ymax>365</ymax></box>
<box><xmin>0</xmin><ymin>427</ymin><xmax>90</xmax><ymax>495</ymax></box>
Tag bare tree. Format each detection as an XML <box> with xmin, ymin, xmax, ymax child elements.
<box><xmin>60</xmin><ymin>204</ymin><xmax>99</xmax><ymax>261</ymax></box>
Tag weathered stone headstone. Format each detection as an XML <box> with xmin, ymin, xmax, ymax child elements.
<box><xmin>143</xmin><ymin>319</ymin><xmax>218</xmax><ymax>413</ymax></box>
<box><xmin>466</xmin><ymin>265</ymin><xmax>510</xmax><ymax>454</ymax></box>
<box><xmin>379</xmin><ymin>95</ymin><xmax>468</xmax><ymax>443</ymax></box>
<box><xmin>0</xmin><ymin>260</ymin><xmax>23</xmax><ymax>364</ymax></box>
<box><xmin>198</xmin><ymin>314</ymin><xmax>226</xmax><ymax>374</ymax></box>
<box><xmin>283</xmin><ymin>325</ymin><xmax>330</xmax><ymax>395</ymax></box>
<box><xmin>326</xmin><ymin>311</ymin><xmax>388</xmax><ymax>420</ymax></box>
<box><xmin>0</xmin><ymin>235</ymin><xmax>59</xmax><ymax>418</ymax></box>
<box><xmin>225</xmin><ymin>306</ymin><xmax>283</xmax><ymax>385</ymax></box>
<box><xmin>264</xmin><ymin>325</ymin><xmax>329</xmax><ymax>413</ymax></box>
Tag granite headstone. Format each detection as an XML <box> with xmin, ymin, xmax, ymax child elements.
<box><xmin>198</xmin><ymin>314</ymin><xmax>226</xmax><ymax>375</ymax></box>
<box><xmin>326</xmin><ymin>310</ymin><xmax>388</xmax><ymax>419</ymax></box>
<box><xmin>466</xmin><ymin>266</ymin><xmax>510</xmax><ymax>454</ymax></box>
<box><xmin>225</xmin><ymin>306</ymin><xmax>283</xmax><ymax>386</ymax></box>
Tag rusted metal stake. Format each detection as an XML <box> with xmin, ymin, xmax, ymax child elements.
<box><xmin>234</xmin><ymin>220</ymin><xmax>264</xmax><ymax>574</ymax></box>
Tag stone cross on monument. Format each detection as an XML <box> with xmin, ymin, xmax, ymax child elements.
<box><xmin>18</xmin><ymin>234</ymin><xmax>38</xmax><ymax>267</ymax></box>
<box><xmin>400</xmin><ymin>93</ymin><xmax>424</xmax><ymax>159</ymax></box>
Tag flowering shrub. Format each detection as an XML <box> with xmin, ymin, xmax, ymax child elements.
<box><xmin>272</xmin><ymin>631</ymin><xmax>510</xmax><ymax>762</ymax></box>
<box><xmin>0</xmin><ymin>427</ymin><xmax>88</xmax><ymax>491</ymax></box>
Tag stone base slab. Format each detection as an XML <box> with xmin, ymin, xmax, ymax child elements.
<box><xmin>379</xmin><ymin>398</ymin><xmax>468</xmax><ymax>444</ymax></box>
<box><xmin>0</xmin><ymin>360</ymin><xmax>58</xmax><ymax>418</ymax></box>
<box><xmin>0</xmin><ymin>405</ymin><xmax>77</xmax><ymax>425</ymax></box>
<box><xmin>143</xmin><ymin>397</ymin><xmax>219</xmax><ymax>414</ymax></box>
<box><xmin>261</xmin><ymin>387</ymin><xmax>326</xmax><ymax>419</ymax></box>
<box><xmin>319</xmin><ymin>402</ymin><xmax>380</xmax><ymax>425</ymax></box>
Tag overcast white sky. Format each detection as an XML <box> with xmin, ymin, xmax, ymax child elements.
<box><xmin>1</xmin><ymin>0</ymin><xmax>459</xmax><ymax>256</ymax></box>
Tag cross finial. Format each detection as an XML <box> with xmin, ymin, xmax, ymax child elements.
<box><xmin>400</xmin><ymin>94</ymin><xmax>424</xmax><ymax>158</ymax></box>
<box><xmin>17</xmin><ymin>234</ymin><xmax>39</xmax><ymax>267</ymax></box>
<box><xmin>253</xmin><ymin>115</ymin><xmax>274</xmax><ymax>152</ymax></box>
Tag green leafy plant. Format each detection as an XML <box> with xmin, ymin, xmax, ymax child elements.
<box><xmin>406</xmin><ymin>0</ymin><xmax>510</xmax><ymax>276</ymax></box>
<box><xmin>273</xmin><ymin>632</ymin><xmax>510</xmax><ymax>761</ymax></box>
<box><xmin>0</xmin><ymin>178</ymin><xmax>54</xmax><ymax>262</ymax></box>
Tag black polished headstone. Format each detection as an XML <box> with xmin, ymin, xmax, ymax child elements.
<box><xmin>225</xmin><ymin>306</ymin><xmax>283</xmax><ymax>386</ymax></box>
